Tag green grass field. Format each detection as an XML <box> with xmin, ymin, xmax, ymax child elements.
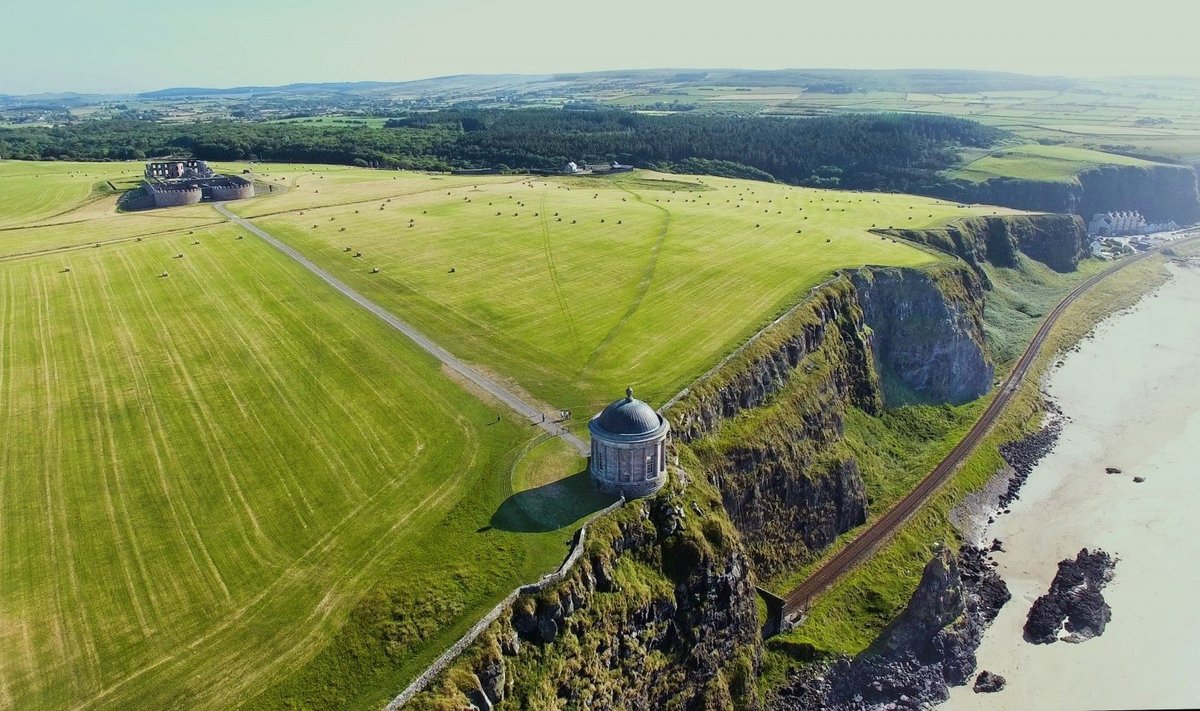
<box><xmin>0</xmin><ymin>160</ymin><xmax>145</xmax><ymax>228</ymax></box>
<box><xmin>637</xmin><ymin>77</ymin><xmax>1199</xmax><ymax>166</ymax></box>
<box><xmin>0</xmin><ymin>182</ymin><xmax>607</xmax><ymax>709</ymax></box>
<box><xmin>232</xmin><ymin>167</ymin><xmax>1016</xmax><ymax>423</ymax></box>
<box><xmin>947</xmin><ymin>143</ymin><xmax>1159</xmax><ymax>183</ymax></box>
<box><xmin>0</xmin><ymin>160</ymin><xmax>1026</xmax><ymax>709</ymax></box>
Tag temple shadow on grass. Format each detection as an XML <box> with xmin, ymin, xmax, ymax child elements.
<box><xmin>490</xmin><ymin>470</ymin><xmax>617</xmax><ymax>533</ymax></box>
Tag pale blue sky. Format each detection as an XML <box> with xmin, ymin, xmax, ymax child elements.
<box><xmin>4</xmin><ymin>0</ymin><xmax>1198</xmax><ymax>94</ymax></box>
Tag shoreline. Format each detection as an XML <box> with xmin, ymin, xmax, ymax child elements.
<box><xmin>944</xmin><ymin>262</ymin><xmax>1200</xmax><ymax>709</ymax></box>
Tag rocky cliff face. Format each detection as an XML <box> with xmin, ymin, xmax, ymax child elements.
<box><xmin>927</xmin><ymin>163</ymin><xmax>1200</xmax><ymax>225</ymax></box>
<box><xmin>1075</xmin><ymin>164</ymin><xmax>1200</xmax><ymax>223</ymax></box>
<box><xmin>408</xmin><ymin>481</ymin><xmax>761</xmax><ymax>710</ymax></box>
<box><xmin>879</xmin><ymin>214</ymin><xmax>1088</xmax><ymax>280</ymax></box>
<box><xmin>408</xmin><ymin>258</ymin><xmax>998</xmax><ymax>710</ymax></box>
<box><xmin>668</xmin><ymin>279</ymin><xmax>881</xmax><ymax>444</ymax></box>
<box><xmin>674</xmin><ymin>264</ymin><xmax>991</xmax><ymax>577</ymax></box>
<box><xmin>853</xmin><ymin>266</ymin><xmax>993</xmax><ymax>405</ymax></box>
<box><xmin>768</xmin><ymin>545</ymin><xmax>1011</xmax><ymax>711</ymax></box>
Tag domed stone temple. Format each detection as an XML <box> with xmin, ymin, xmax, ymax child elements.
<box><xmin>588</xmin><ymin>387</ymin><xmax>671</xmax><ymax>498</ymax></box>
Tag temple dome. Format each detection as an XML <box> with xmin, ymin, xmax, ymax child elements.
<box><xmin>595</xmin><ymin>387</ymin><xmax>661</xmax><ymax>435</ymax></box>
<box><xmin>588</xmin><ymin>386</ymin><xmax>671</xmax><ymax>499</ymax></box>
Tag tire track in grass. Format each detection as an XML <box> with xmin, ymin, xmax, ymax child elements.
<box><xmin>66</xmin><ymin>269</ymin><xmax>155</xmax><ymax>637</ymax></box>
<box><xmin>240</xmin><ymin>175</ymin><xmax>528</xmax><ymax>220</ymax></box>
<box><xmin>32</xmin><ymin>270</ymin><xmax>102</xmax><ymax>691</ymax></box>
<box><xmin>184</xmin><ymin>476</ymin><xmax>467</xmax><ymax>709</ymax></box>
<box><xmin>260</xmin><ymin>216</ymin><xmax>572</xmax><ymax>371</ymax></box>
<box><xmin>75</xmin><ymin>465</ymin><xmax>454</xmax><ymax>710</ymax></box>
<box><xmin>176</xmin><ymin>245</ymin><xmax>330</xmax><ymax>523</ymax></box>
<box><xmin>145</xmin><ymin>292</ymin><xmax>274</xmax><ymax>556</ymax></box>
<box><xmin>78</xmin><ymin>238</ymin><xmax>485</xmax><ymax>706</ymax></box>
<box><xmin>193</xmin><ymin>241</ymin><xmax>373</xmax><ymax>506</ymax></box>
<box><xmin>581</xmin><ymin>183</ymin><xmax>671</xmax><ymax>374</ymax></box>
<box><xmin>0</xmin><ymin>220</ymin><xmax>225</xmax><ymax>261</ymax></box>
<box><xmin>538</xmin><ymin>193</ymin><xmax>582</xmax><ymax>353</ymax></box>
<box><xmin>114</xmin><ymin>251</ymin><xmax>275</xmax><ymax>571</ymax></box>
<box><xmin>95</xmin><ymin>270</ymin><xmax>230</xmax><ymax>604</ymax></box>
<box><xmin>172</xmin><ymin>246</ymin><xmax>321</xmax><ymax>522</ymax></box>
<box><xmin>217</xmin><ymin>205</ymin><xmax>588</xmax><ymax>454</ymax></box>
<box><xmin>0</xmin><ymin>277</ymin><xmax>16</xmax><ymax>710</ymax></box>
<box><xmin>225</xmin><ymin>242</ymin><xmax>409</xmax><ymax>476</ymax></box>
<box><xmin>204</xmin><ymin>240</ymin><xmax>379</xmax><ymax>509</ymax></box>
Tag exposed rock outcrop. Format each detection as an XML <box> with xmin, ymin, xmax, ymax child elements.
<box><xmin>997</xmin><ymin>414</ymin><xmax>1063</xmax><ymax>509</ymax></box>
<box><xmin>973</xmin><ymin>670</ymin><xmax>1006</xmax><ymax>693</ymax></box>
<box><xmin>408</xmin><ymin>482</ymin><xmax>762</xmax><ymax>710</ymax></box>
<box><xmin>670</xmin><ymin>264</ymin><xmax>991</xmax><ymax>577</ymax></box>
<box><xmin>408</xmin><ymin>258</ymin><xmax>998</xmax><ymax>709</ymax></box>
<box><xmin>668</xmin><ymin>277</ymin><xmax>880</xmax><ymax>444</ymax></box>
<box><xmin>853</xmin><ymin>265</ymin><xmax>993</xmax><ymax>405</ymax></box>
<box><xmin>879</xmin><ymin>214</ymin><xmax>1088</xmax><ymax>281</ymax></box>
<box><xmin>768</xmin><ymin>545</ymin><xmax>1010</xmax><ymax>710</ymax></box>
<box><xmin>1024</xmin><ymin>548</ymin><xmax>1117</xmax><ymax>645</ymax></box>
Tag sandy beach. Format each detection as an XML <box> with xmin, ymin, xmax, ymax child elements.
<box><xmin>945</xmin><ymin>262</ymin><xmax>1200</xmax><ymax>710</ymax></box>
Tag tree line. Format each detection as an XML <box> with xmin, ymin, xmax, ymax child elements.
<box><xmin>0</xmin><ymin>109</ymin><xmax>1004</xmax><ymax>191</ymax></box>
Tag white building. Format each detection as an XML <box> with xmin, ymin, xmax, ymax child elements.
<box><xmin>1088</xmin><ymin>211</ymin><xmax>1147</xmax><ymax>237</ymax></box>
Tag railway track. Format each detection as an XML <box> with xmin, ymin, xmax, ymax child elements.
<box><xmin>781</xmin><ymin>235</ymin><xmax>1197</xmax><ymax>617</ymax></box>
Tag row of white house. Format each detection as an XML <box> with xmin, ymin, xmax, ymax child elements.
<box><xmin>1088</xmin><ymin>211</ymin><xmax>1178</xmax><ymax>237</ymax></box>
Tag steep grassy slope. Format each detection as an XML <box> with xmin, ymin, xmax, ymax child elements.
<box><xmin>0</xmin><ymin>218</ymin><xmax>603</xmax><ymax>710</ymax></box>
<box><xmin>235</xmin><ymin>166</ymin><xmax>1019</xmax><ymax>421</ymax></box>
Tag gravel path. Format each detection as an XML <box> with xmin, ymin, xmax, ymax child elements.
<box><xmin>215</xmin><ymin>203</ymin><xmax>589</xmax><ymax>456</ymax></box>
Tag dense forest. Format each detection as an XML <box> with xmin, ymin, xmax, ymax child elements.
<box><xmin>0</xmin><ymin>109</ymin><xmax>1005</xmax><ymax>191</ymax></box>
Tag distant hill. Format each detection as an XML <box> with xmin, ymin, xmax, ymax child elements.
<box><xmin>16</xmin><ymin>67</ymin><xmax>1068</xmax><ymax>103</ymax></box>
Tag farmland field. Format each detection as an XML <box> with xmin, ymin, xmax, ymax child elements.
<box><xmin>750</xmin><ymin>83</ymin><xmax>1200</xmax><ymax>164</ymax></box>
<box><xmin>233</xmin><ymin>166</ymin><xmax>1017</xmax><ymax>423</ymax></box>
<box><xmin>0</xmin><ymin>179</ymin><xmax>606</xmax><ymax>709</ymax></box>
<box><xmin>947</xmin><ymin>143</ymin><xmax>1160</xmax><ymax>183</ymax></box>
<box><xmin>0</xmin><ymin>160</ymin><xmax>1020</xmax><ymax>709</ymax></box>
<box><xmin>0</xmin><ymin>161</ymin><xmax>144</xmax><ymax>228</ymax></box>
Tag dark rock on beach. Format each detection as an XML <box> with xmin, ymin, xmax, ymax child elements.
<box><xmin>1024</xmin><ymin>548</ymin><xmax>1117</xmax><ymax>645</ymax></box>
<box><xmin>997</xmin><ymin>418</ymin><xmax>1063</xmax><ymax>509</ymax></box>
<box><xmin>768</xmin><ymin>545</ymin><xmax>1010</xmax><ymax>710</ymax></box>
<box><xmin>973</xmin><ymin>670</ymin><xmax>1006</xmax><ymax>693</ymax></box>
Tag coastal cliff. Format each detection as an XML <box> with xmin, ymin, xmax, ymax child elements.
<box><xmin>406</xmin><ymin>480</ymin><xmax>762</xmax><ymax>710</ymax></box>
<box><xmin>927</xmin><ymin>163</ymin><xmax>1200</xmax><ymax>224</ymax></box>
<box><xmin>768</xmin><ymin>545</ymin><xmax>1010</xmax><ymax>710</ymax></box>
<box><xmin>673</xmin><ymin>262</ymin><xmax>991</xmax><ymax>579</ymax></box>
<box><xmin>852</xmin><ymin>266</ymin><xmax>993</xmax><ymax>405</ymax></box>
<box><xmin>878</xmin><ymin>213</ymin><xmax>1087</xmax><ymax>279</ymax></box>
<box><xmin>408</xmin><ymin>260</ymin><xmax>995</xmax><ymax>709</ymax></box>
<box><xmin>403</xmin><ymin>213</ymin><xmax>1095</xmax><ymax>710</ymax></box>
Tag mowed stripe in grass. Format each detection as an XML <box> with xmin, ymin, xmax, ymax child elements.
<box><xmin>0</xmin><ymin>225</ymin><xmax>579</xmax><ymax>709</ymax></box>
<box><xmin>249</xmin><ymin>169</ymin><xmax>1013</xmax><ymax>419</ymax></box>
